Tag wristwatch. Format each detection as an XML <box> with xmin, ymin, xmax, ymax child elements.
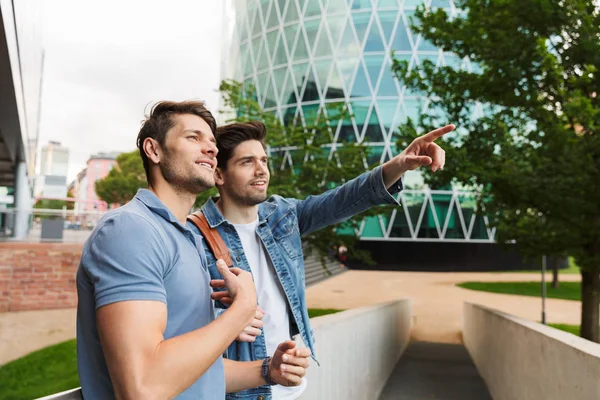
<box><xmin>261</xmin><ymin>356</ymin><xmax>277</xmax><ymax>386</ymax></box>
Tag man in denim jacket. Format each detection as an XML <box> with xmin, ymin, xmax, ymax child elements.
<box><xmin>189</xmin><ymin>121</ymin><xmax>453</xmax><ymax>399</ymax></box>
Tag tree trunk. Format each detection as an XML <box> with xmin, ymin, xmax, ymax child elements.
<box><xmin>551</xmin><ymin>257</ymin><xmax>560</xmax><ymax>289</ymax></box>
<box><xmin>580</xmin><ymin>269</ymin><xmax>600</xmax><ymax>343</ymax></box>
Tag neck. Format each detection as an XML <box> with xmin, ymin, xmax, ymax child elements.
<box><xmin>148</xmin><ymin>179</ymin><xmax>197</xmax><ymax>225</ymax></box>
<box><xmin>217</xmin><ymin>195</ymin><xmax>259</xmax><ymax>224</ymax></box>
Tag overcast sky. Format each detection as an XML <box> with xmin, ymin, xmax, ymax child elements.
<box><xmin>39</xmin><ymin>0</ymin><xmax>225</xmax><ymax>182</ymax></box>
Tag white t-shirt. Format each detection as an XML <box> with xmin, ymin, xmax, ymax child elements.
<box><xmin>232</xmin><ymin>218</ymin><xmax>307</xmax><ymax>400</ymax></box>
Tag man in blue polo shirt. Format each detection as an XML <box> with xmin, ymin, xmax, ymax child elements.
<box><xmin>76</xmin><ymin>101</ymin><xmax>311</xmax><ymax>399</ymax></box>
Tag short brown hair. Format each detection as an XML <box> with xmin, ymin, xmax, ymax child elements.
<box><xmin>215</xmin><ymin>121</ymin><xmax>267</xmax><ymax>170</ymax></box>
<box><xmin>136</xmin><ymin>100</ymin><xmax>217</xmax><ymax>183</ymax></box>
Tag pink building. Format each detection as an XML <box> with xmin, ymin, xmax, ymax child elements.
<box><xmin>84</xmin><ymin>152</ymin><xmax>119</xmax><ymax>211</ymax></box>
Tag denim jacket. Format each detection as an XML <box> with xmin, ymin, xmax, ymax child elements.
<box><xmin>189</xmin><ymin>166</ymin><xmax>402</xmax><ymax>399</ymax></box>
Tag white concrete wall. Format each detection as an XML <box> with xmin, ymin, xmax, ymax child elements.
<box><xmin>463</xmin><ymin>302</ymin><xmax>600</xmax><ymax>400</ymax></box>
<box><xmin>300</xmin><ymin>299</ymin><xmax>412</xmax><ymax>400</ymax></box>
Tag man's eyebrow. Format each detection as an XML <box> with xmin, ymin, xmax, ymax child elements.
<box><xmin>236</xmin><ymin>155</ymin><xmax>269</xmax><ymax>162</ymax></box>
<box><xmin>183</xmin><ymin>129</ymin><xmax>216</xmax><ymax>144</ymax></box>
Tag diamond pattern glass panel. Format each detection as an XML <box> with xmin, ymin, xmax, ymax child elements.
<box><xmin>230</xmin><ymin>0</ymin><xmax>489</xmax><ymax>242</ymax></box>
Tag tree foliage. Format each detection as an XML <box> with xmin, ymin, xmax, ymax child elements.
<box><xmin>392</xmin><ymin>0</ymin><xmax>599</xmax><ymax>340</ymax></box>
<box><xmin>95</xmin><ymin>151</ymin><xmax>146</xmax><ymax>205</ymax></box>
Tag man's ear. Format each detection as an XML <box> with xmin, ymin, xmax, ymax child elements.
<box><xmin>214</xmin><ymin>167</ymin><xmax>225</xmax><ymax>186</ymax></box>
<box><xmin>143</xmin><ymin>138</ymin><xmax>162</xmax><ymax>165</ymax></box>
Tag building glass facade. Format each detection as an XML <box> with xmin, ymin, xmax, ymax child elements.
<box><xmin>225</xmin><ymin>0</ymin><xmax>494</xmax><ymax>243</ymax></box>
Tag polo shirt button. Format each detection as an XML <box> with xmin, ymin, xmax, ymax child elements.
<box><xmin>257</xmin><ymin>396</ymin><xmax>264</xmax><ymax>400</ymax></box>
<box><xmin>236</xmin><ymin>256</ymin><xmax>241</xmax><ymax>261</ymax></box>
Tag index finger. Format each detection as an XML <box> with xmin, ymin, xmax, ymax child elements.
<box><xmin>421</xmin><ymin>124</ymin><xmax>455</xmax><ymax>143</ymax></box>
<box><xmin>210</xmin><ymin>279</ymin><xmax>226</xmax><ymax>288</ymax></box>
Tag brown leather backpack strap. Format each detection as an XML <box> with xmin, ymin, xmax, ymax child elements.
<box><xmin>187</xmin><ymin>211</ymin><xmax>233</xmax><ymax>267</ymax></box>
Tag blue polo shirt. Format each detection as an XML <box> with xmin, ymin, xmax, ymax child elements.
<box><xmin>76</xmin><ymin>189</ymin><xmax>225</xmax><ymax>399</ymax></box>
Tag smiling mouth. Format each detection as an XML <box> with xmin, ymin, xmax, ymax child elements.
<box><xmin>196</xmin><ymin>162</ymin><xmax>213</xmax><ymax>170</ymax></box>
<box><xmin>250</xmin><ymin>180</ymin><xmax>267</xmax><ymax>187</ymax></box>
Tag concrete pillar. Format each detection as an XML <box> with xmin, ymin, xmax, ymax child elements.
<box><xmin>13</xmin><ymin>161</ymin><xmax>31</xmax><ymax>240</ymax></box>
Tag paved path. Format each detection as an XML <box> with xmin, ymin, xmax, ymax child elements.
<box><xmin>379</xmin><ymin>341</ymin><xmax>492</xmax><ymax>399</ymax></box>
<box><xmin>0</xmin><ymin>270</ymin><xmax>581</xmax><ymax>365</ymax></box>
<box><xmin>307</xmin><ymin>270</ymin><xmax>581</xmax><ymax>343</ymax></box>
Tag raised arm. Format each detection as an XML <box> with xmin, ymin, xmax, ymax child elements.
<box><xmin>294</xmin><ymin>124</ymin><xmax>454</xmax><ymax>236</ymax></box>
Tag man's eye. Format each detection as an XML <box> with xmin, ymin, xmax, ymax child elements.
<box><xmin>187</xmin><ymin>136</ymin><xmax>198</xmax><ymax>141</ymax></box>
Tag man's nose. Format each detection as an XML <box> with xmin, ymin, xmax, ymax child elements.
<box><xmin>203</xmin><ymin>140</ymin><xmax>218</xmax><ymax>156</ymax></box>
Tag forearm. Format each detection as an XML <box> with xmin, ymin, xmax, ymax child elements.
<box><xmin>296</xmin><ymin>166</ymin><xmax>401</xmax><ymax>235</ymax></box>
<box><xmin>382</xmin><ymin>157</ymin><xmax>407</xmax><ymax>189</ymax></box>
<box><xmin>223</xmin><ymin>359</ymin><xmax>266</xmax><ymax>393</ymax></box>
<box><xmin>110</xmin><ymin>303</ymin><xmax>253</xmax><ymax>399</ymax></box>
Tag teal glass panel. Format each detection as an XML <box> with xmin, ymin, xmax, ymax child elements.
<box><xmin>314</xmin><ymin>59</ymin><xmax>332</xmax><ymax>94</ymax></box>
<box><xmin>363</xmin><ymin>107</ymin><xmax>384</xmax><ymax>142</ymax></box>
<box><xmin>281</xmin><ymin>70</ymin><xmax>298</xmax><ymax>105</ymax></box>
<box><xmin>304</xmin><ymin>19</ymin><xmax>321</xmax><ymax>53</ymax></box>
<box><xmin>266</xmin><ymin>30</ymin><xmax>278</xmax><ymax>57</ymax></box>
<box><xmin>375</xmin><ymin>99</ymin><xmax>398</xmax><ymax>133</ymax></box>
<box><xmin>391</xmin><ymin>17</ymin><xmax>412</xmax><ymax>51</ymax></box>
<box><xmin>351</xmin><ymin>11</ymin><xmax>371</xmax><ymax>44</ymax></box>
<box><xmin>350</xmin><ymin>62</ymin><xmax>371</xmax><ymax>97</ymax></box>
<box><xmin>377</xmin><ymin>11</ymin><xmax>397</xmax><ymax>44</ymax></box>
<box><xmin>338</xmin><ymin>56</ymin><xmax>358</xmax><ymax>93</ymax></box>
<box><xmin>362</xmin><ymin>216</ymin><xmax>384</xmax><ymax>238</ymax></box>
<box><xmin>389</xmin><ymin>207</ymin><xmax>412</xmax><ymax>238</ymax></box>
<box><xmin>301</xmin><ymin>66</ymin><xmax>320</xmax><ymax>102</ymax></box>
<box><xmin>266</xmin><ymin>3</ymin><xmax>280</xmax><ymax>29</ymax></box>
<box><xmin>327</xmin><ymin>0</ymin><xmax>347</xmax><ymax>14</ymax></box>
<box><xmin>364</xmin><ymin>54</ymin><xmax>384</xmax><ymax>88</ymax></box>
<box><xmin>265</xmin><ymin>75</ymin><xmax>278</xmax><ymax>108</ymax></box>
<box><xmin>272</xmin><ymin>31</ymin><xmax>288</xmax><ymax>66</ymax></box>
<box><xmin>351</xmin><ymin>0</ymin><xmax>372</xmax><ymax>11</ymax></box>
<box><xmin>284</xmin><ymin>0</ymin><xmax>300</xmax><ymax>23</ymax></box>
<box><xmin>283</xmin><ymin>24</ymin><xmax>299</xmax><ymax>54</ymax></box>
<box><xmin>338</xmin><ymin>18</ymin><xmax>360</xmax><ymax>57</ymax></box>
<box><xmin>273</xmin><ymin>66</ymin><xmax>287</xmax><ymax>97</ymax></box>
<box><xmin>351</xmin><ymin>100</ymin><xmax>371</xmax><ymax>135</ymax></box>
<box><xmin>377</xmin><ymin>0</ymin><xmax>398</xmax><ymax>8</ymax></box>
<box><xmin>292</xmin><ymin>62</ymin><xmax>309</xmax><ymax>91</ymax></box>
<box><xmin>293</xmin><ymin>29</ymin><xmax>310</xmax><ymax>61</ymax></box>
<box><xmin>377</xmin><ymin>60</ymin><xmax>399</xmax><ymax>97</ymax></box>
<box><xmin>366</xmin><ymin>145</ymin><xmax>384</xmax><ymax>165</ymax></box>
<box><xmin>363</xmin><ymin>20</ymin><xmax>385</xmax><ymax>52</ymax></box>
<box><xmin>314</xmin><ymin>27</ymin><xmax>334</xmax><ymax>56</ymax></box>
<box><xmin>326</xmin><ymin>16</ymin><xmax>345</xmax><ymax>48</ymax></box>
<box><xmin>305</xmin><ymin>0</ymin><xmax>322</xmax><ymax>17</ymax></box>
<box><xmin>325</xmin><ymin>65</ymin><xmax>346</xmax><ymax>99</ymax></box>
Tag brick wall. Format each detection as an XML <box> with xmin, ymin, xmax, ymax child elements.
<box><xmin>0</xmin><ymin>242</ymin><xmax>83</xmax><ymax>312</ymax></box>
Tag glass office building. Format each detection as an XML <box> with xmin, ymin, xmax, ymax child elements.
<box><xmin>221</xmin><ymin>0</ymin><xmax>517</xmax><ymax>270</ymax></box>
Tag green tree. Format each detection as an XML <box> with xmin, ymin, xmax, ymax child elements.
<box><xmin>219</xmin><ymin>80</ymin><xmax>388</xmax><ymax>266</ymax></box>
<box><xmin>392</xmin><ymin>1</ymin><xmax>599</xmax><ymax>341</ymax></box>
<box><xmin>95</xmin><ymin>151</ymin><xmax>147</xmax><ymax>205</ymax></box>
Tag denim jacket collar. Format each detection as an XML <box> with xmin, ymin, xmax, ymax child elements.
<box><xmin>202</xmin><ymin>197</ymin><xmax>278</xmax><ymax>227</ymax></box>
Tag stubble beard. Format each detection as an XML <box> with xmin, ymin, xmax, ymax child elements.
<box><xmin>160</xmin><ymin>156</ymin><xmax>215</xmax><ymax>196</ymax></box>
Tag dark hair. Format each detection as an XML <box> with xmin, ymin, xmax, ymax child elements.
<box><xmin>136</xmin><ymin>100</ymin><xmax>217</xmax><ymax>183</ymax></box>
<box><xmin>215</xmin><ymin>121</ymin><xmax>267</xmax><ymax>170</ymax></box>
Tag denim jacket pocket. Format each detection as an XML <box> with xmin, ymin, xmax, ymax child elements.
<box><xmin>271</xmin><ymin>212</ymin><xmax>303</xmax><ymax>260</ymax></box>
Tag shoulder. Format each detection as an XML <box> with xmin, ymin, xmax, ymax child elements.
<box><xmin>83</xmin><ymin>204</ymin><xmax>170</xmax><ymax>262</ymax></box>
<box><xmin>264</xmin><ymin>195</ymin><xmax>298</xmax><ymax>210</ymax></box>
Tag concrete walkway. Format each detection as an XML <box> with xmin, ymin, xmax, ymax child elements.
<box><xmin>0</xmin><ymin>270</ymin><xmax>581</xmax><ymax>365</ymax></box>
<box><xmin>379</xmin><ymin>341</ymin><xmax>492</xmax><ymax>400</ymax></box>
<box><xmin>307</xmin><ymin>270</ymin><xmax>581</xmax><ymax>343</ymax></box>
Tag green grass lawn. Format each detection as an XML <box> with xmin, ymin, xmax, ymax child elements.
<box><xmin>502</xmin><ymin>257</ymin><xmax>581</xmax><ymax>274</ymax></box>
<box><xmin>0</xmin><ymin>309</ymin><xmax>343</xmax><ymax>399</ymax></box>
<box><xmin>0</xmin><ymin>339</ymin><xmax>79</xmax><ymax>400</ymax></box>
<box><xmin>457</xmin><ymin>281</ymin><xmax>580</xmax><ymax>301</ymax></box>
<box><xmin>548</xmin><ymin>323</ymin><xmax>580</xmax><ymax>336</ymax></box>
<box><xmin>307</xmin><ymin>308</ymin><xmax>343</xmax><ymax>318</ymax></box>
